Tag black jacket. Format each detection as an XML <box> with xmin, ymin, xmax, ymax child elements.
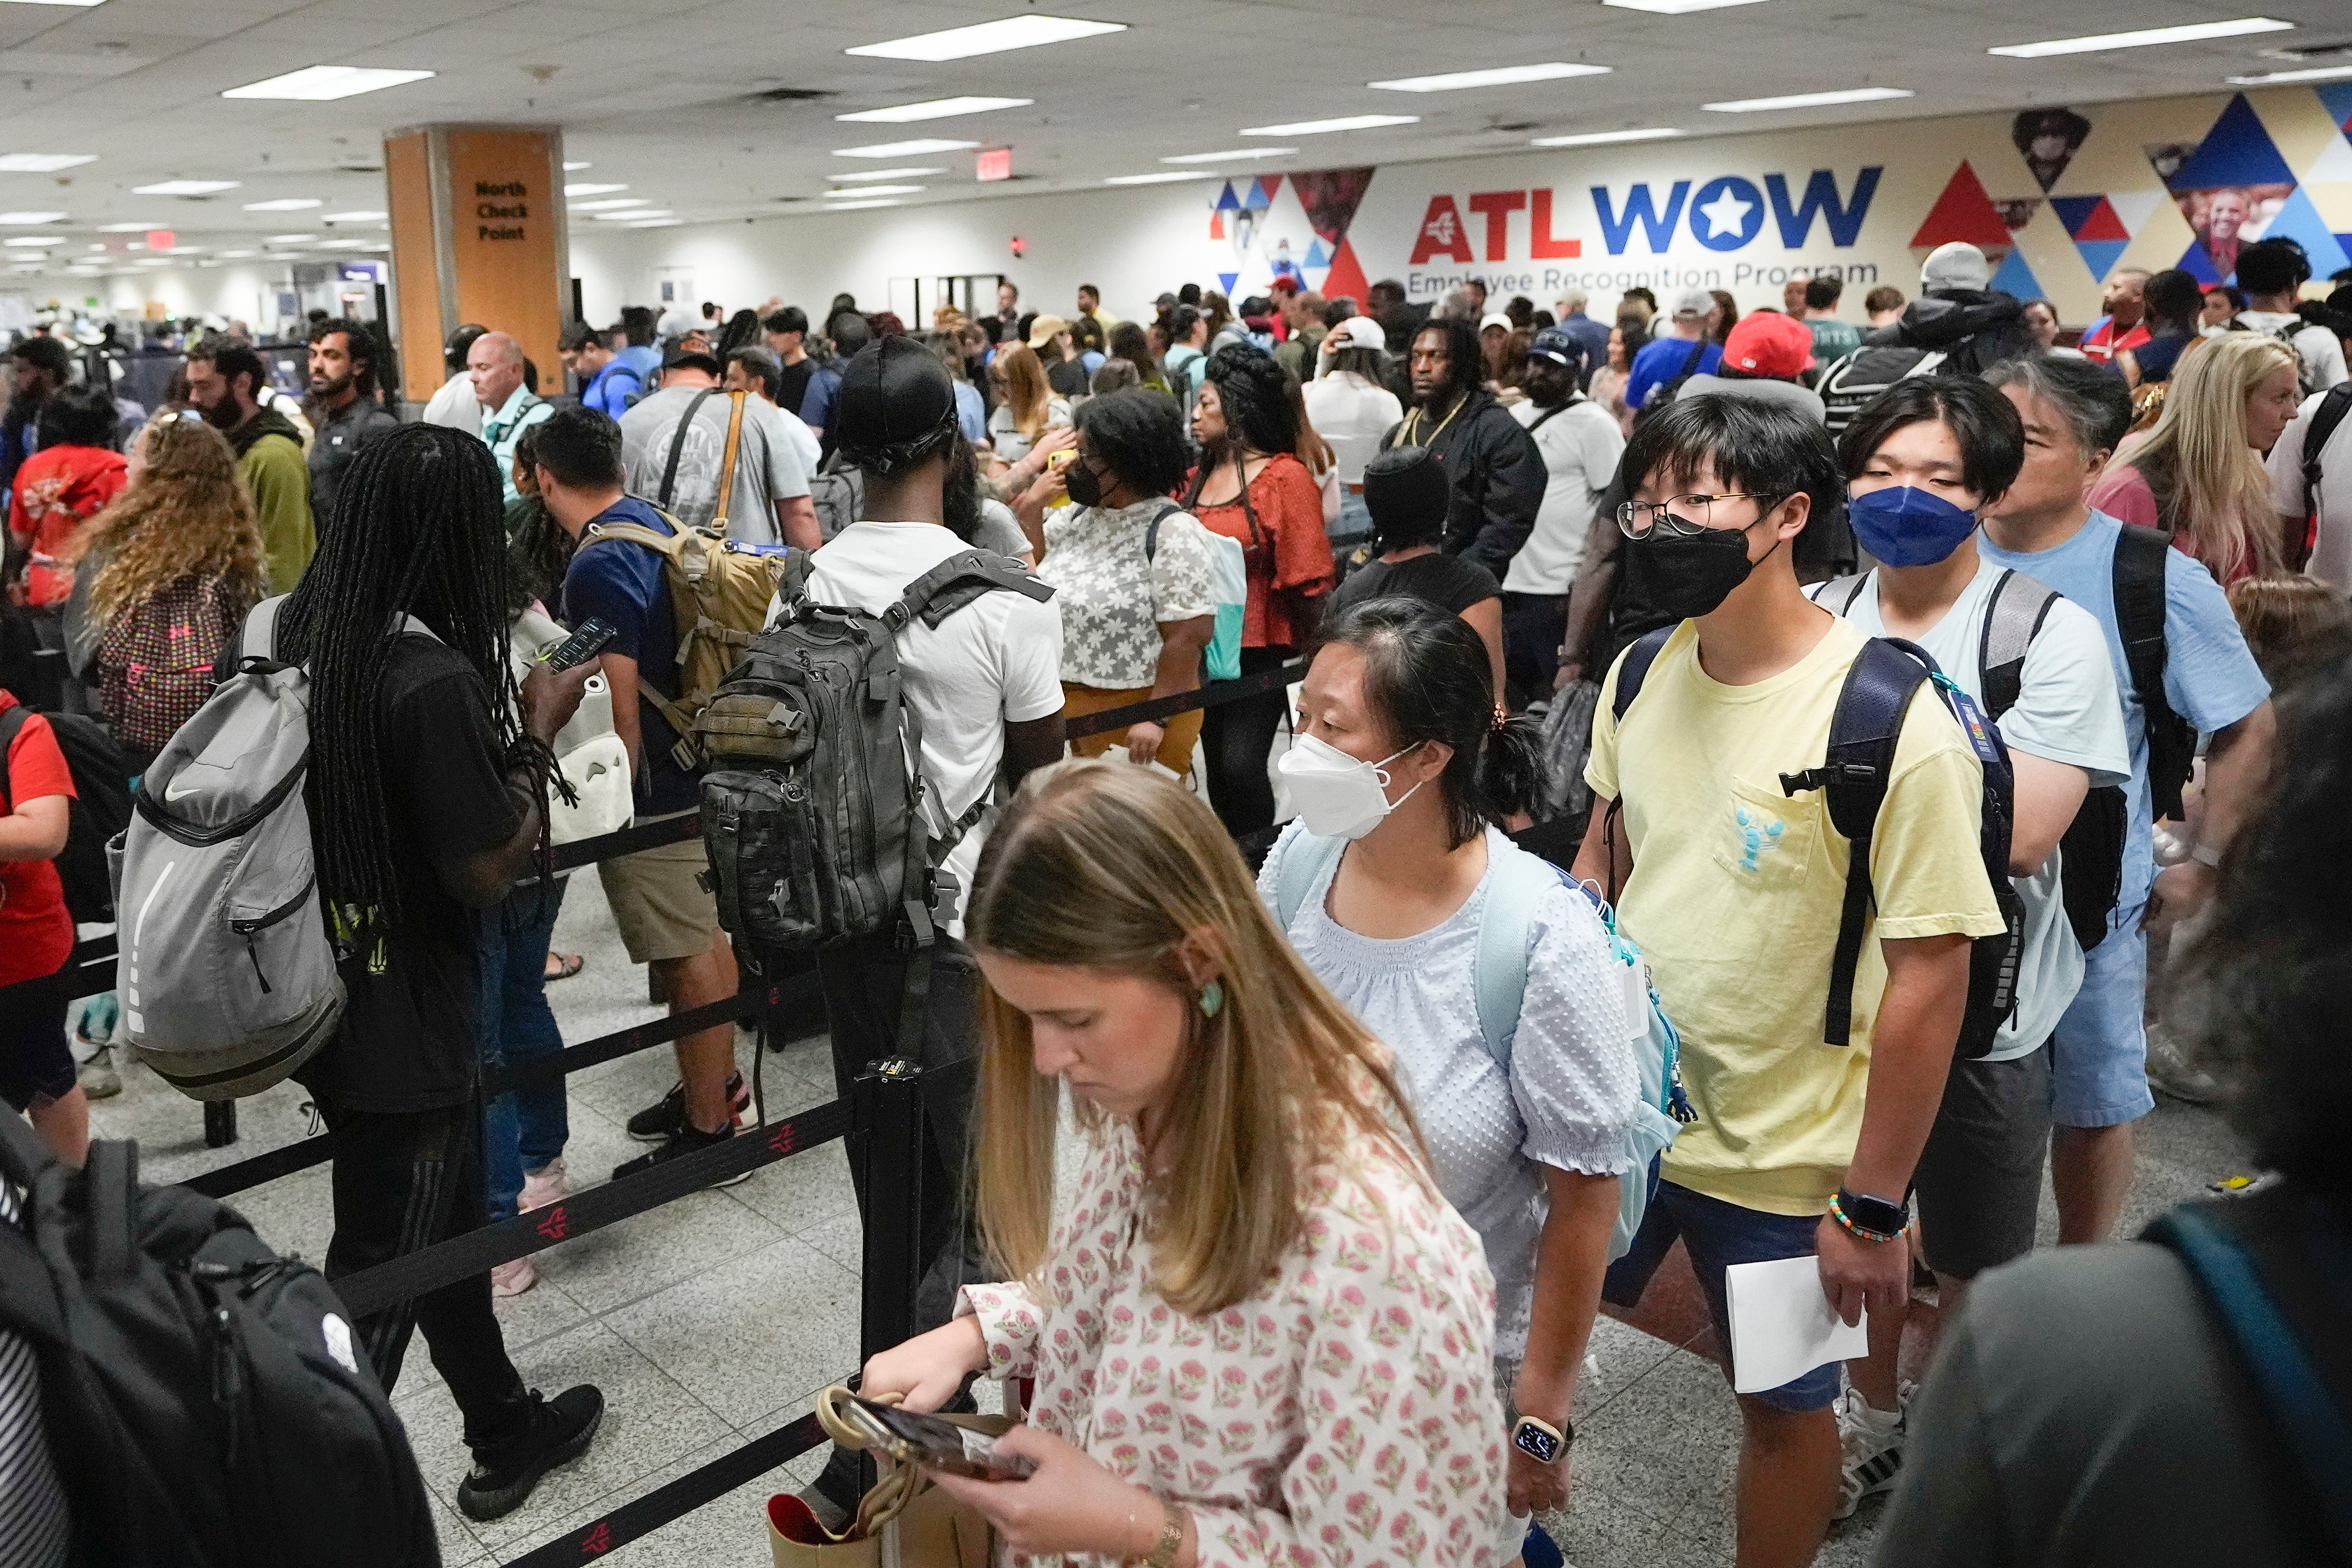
<box><xmin>1866</xmin><ymin>288</ymin><xmax>2040</xmax><ymax>375</ymax></box>
<box><xmin>306</xmin><ymin>397</ymin><xmax>401</xmax><ymax>534</ymax></box>
<box><xmin>1379</xmin><ymin>386</ymin><xmax>1547</xmax><ymax>581</ymax></box>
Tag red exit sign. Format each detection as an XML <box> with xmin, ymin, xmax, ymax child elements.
<box><xmin>976</xmin><ymin>147</ymin><xmax>1011</xmax><ymax>183</ymax></box>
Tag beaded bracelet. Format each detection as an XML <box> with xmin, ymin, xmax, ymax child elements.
<box><xmin>1828</xmin><ymin>1193</ymin><xmax>1903</xmax><ymax>1244</ymax></box>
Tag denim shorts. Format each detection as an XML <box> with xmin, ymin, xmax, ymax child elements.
<box><xmin>1601</xmin><ymin>1180</ymin><xmax>1840</xmax><ymax>1412</ymax></box>
<box><xmin>2050</xmin><ymin>916</ymin><xmax>2156</xmax><ymax>1129</ymax></box>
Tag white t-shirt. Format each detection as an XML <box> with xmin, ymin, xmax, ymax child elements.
<box><xmin>1505</xmin><ymin>395</ymin><xmax>1624</xmax><ymax>595</ymax></box>
<box><xmin>2235</xmin><ymin>311</ymin><xmax>2350</xmax><ymax>395</ymax></box>
<box><xmin>620</xmin><ymin>386</ymin><xmax>812</xmax><ymax>545</ymax></box>
<box><xmin>420</xmin><ymin>370</ymin><xmax>481</xmax><ymax>437</ymax></box>
<box><xmin>784</xmin><ymin>520</ymin><xmax>1065</xmax><ymax>930</ymax></box>
<box><xmin>1301</xmin><ymin>370</ymin><xmax>1403</xmax><ymax>485</ymax></box>
<box><xmin>2265</xmin><ymin>387</ymin><xmax>2352</xmax><ymax>592</ymax></box>
<box><xmin>1813</xmin><ymin>555</ymin><xmax>2131</xmax><ymax>1059</ymax></box>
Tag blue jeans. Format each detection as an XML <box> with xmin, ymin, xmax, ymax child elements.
<box><xmin>477</xmin><ymin>878</ymin><xmax>570</xmax><ymax>1222</ymax></box>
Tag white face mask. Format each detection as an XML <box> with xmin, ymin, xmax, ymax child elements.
<box><xmin>1276</xmin><ymin>732</ymin><xmax>1423</xmax><ymax>841</ymax></box>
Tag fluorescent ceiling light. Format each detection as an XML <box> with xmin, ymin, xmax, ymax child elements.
<box><xmin>563</xmin><ymin>160</ymin><xmax>591</xmax><ymax>171</ymax></box>
<box><xmin>847</xmin><ymin>15</ymin><xmax>1126</xmax><ymax>61</ymax></box>
<box><xmin>595</xmin><ymin>209</ymin><xmax>671</xmax><ymax>220</ymax></box>
<box><xmin>828</xmin><ymin>166</ymin><xmax>946</xmax><ymax>181</ymax></box>
<box><xmin>0</xmin><ymin>2</ymin><xmax>110</xmax><ymax>8</ymax></box>
<box><xmin>266</xmin><ymin>233</ymin><xmax>318</xmax><ymax>243</ymax></box>
<box><xmin>215</xmin><ymin>249</ymin><xmax>256</xmax><ymax>257</ymax></box>
<box><xmin>134</xmin><ymin>257</ymin><xmax>171</xmax><ymax>266</ymax></box>
<box><xmin>0</xmin><ymin>211</ymin><xmax>64</xmax><ymax>223</ymax></box>
<box><xmin>822</xmin><ymin>198</ymin><xmax>901</xmax><ymax>211</ymax></box>
<box><xmin>1603</xmin><ymin>0</ymin><xmax>1772</xmax><ymax>11</ymax></box>
<box><xmin>94</xmin><ymin>221</ymin><xmax>163</xmax><ymax>232</ymax></box>
<box><xmin>2</xmin><ymin>236</ymin><xmax>63</xmax><ymax>246</ymax></box>
<box><xmin>2228</xmin><ymin>62</ymin><xmax>2352</xmax><ymax>84</ymax></box>
<box><xmin>1370</xmin><ymin>62</ymin><xmax>1610</xmax><ymax>91</ymax></box>
<box><xmin>824</xmin><ymin>184</ymin><xmax>924</xmax><ymax>197</ymax></box>
<box><xmin>221</xmin><ymin>66</ymin><xmax>433</xmax><ymax>100</ymax></box>
<box><xmin>1703</xmin><ymin>86</ymin><xmax>1912</xmax><ymax>111</ymax></box>
<box><xmin>1989</xmin><ymin>17</ymin><xmax>2291</xmax><ymax>58</ymax></box>
<box><xmin>835</xmin><ymin>96</ymin><xmax>1031</xmax><ymax>124</ymax></box>
<box><xmin>1105</xmin><ymin>171</ymin><xmax>1216</xmax><ymax>184</ymax></box>
<box><xmin>165</xmin><ymin>245</ymin><xmax>202</xmax><ymax>254</ymax></box>
<box><xmin>1160</xmin><ymin>147</ymin><xmax>1297</xmax><ymax>163</ymax></box>
<box><xmin>133</xmin><ymin>179</ymin><xmax>237</xmax><ymax>195</ymax></box>
<box><xmin>242</xmin><ymin>197</ymin><xmax>320</xmax><ymax>211</ymax></box>
<box><xmin>0</xmin><ymin>153</ymin><xmax>94</xmax><ymax>172</ymax></box>
<box><xmin>1239</xmin><ymin>114</ymin><xmax>1418</xmax><ymax>135</ymax></box>
<box><xmin>1532</xmin><ymin>126</ymin><xmax>1683</xmax><ymax>146</ymax></box>
<box><xmin>322</xmin><ymin>209</ymin><xmax>386</xmax><ymax>222</ymax></box>
<box><xmin>566</xmin><ymin>182</ymin><xmax>626</xmax><ymax>196</ymax></box>
<box><xmin>317</xmin><ymin>239</ymin><xmax>374</xmax><ymax>248</ymax></box>
<box><xmin>833</xmin><ymin>138</ymin><xmax>982</xmax><ymax>158</ymax></box>
<box><xmin>571</xmin><ymin>197</ymin><xmax>647</xmax><ymax>211</ymax></box>
<box><xmin>627</xmin><ymin>218</ymin><xmax>683</xmax><ymax>228</ymax></box>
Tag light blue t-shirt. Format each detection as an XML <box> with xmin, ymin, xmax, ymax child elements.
<box><xmin>1979</xmin><ymin>512</ymin><xmax>2268</xmax><ymax>922</ymax></box>
<box><xmin>1813</xmin><ymin>553</ymin><xmax>2131</xmax><ymax>1059</ymax></box>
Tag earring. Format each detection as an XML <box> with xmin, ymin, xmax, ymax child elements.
<box><xmin>1198</xmin><ymin>979</ymin><xmax>1224</xmax><ymax>1017</ymax></box>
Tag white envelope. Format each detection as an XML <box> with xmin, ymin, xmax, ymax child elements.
<box><xmin>1724</xmin><ymin>1255</ymin><xmax>1870</xmax><ymax>1394</ymax></box>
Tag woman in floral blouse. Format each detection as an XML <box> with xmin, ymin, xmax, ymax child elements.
<box><xmin>863</xmin><ymin>760</ymin><xmax>1515</xmax><ymax>1567</ymax></box>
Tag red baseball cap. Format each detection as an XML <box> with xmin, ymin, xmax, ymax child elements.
<box><xmin>1721</xmin><ymin>310</ymin><xmax>1816</xmax><ymax>378</ymax></box>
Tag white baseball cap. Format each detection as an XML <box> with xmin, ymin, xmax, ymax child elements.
<box><xmin>1480</xmin><ymin>312</ymin><xmax>1515</xmax><ymax>334</ymax></box>
<box><xmin>1326</xmin><ymin>315</ymin><xmax>1387</xmax><ymax>352</ymax></box>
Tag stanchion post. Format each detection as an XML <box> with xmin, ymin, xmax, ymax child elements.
<box><xmin>855</xmin><ymin>1056</ymin><xmax>926</xmax><ymax>1364</ymax></box>
<box><xmin>204</xmin><ymin>1100</ymin><xmax>237</xmax><ymax>1148</ymax></box>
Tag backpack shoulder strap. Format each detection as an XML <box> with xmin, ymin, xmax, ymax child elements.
<box><xmin>1779</xmin><ymin>637</ymin><xmax>1931</xmax><ymax>1046</ymax></box>
<box><xmin>660</xmin><ymin>387</ymin><xmax>719</xmax><ymax>509</ymax></box>
<box><xmin>1271</xmin><ymin>827</ymin><xmax>1348</xmax><ymax>930</ymax></box>
<box><xmin>0</xmin><ymin>701</ymin><xmax>26</xmax><ymax>809</ymax></box>
<box><xmin>1609</xmin><ymin>625</ymin><xmax>1676</xmax><ymax>723</ymax></box>
<box><xmin>1976</xmin><ymin>568</ymin><xmax>2058</xmax><ymax>722</ymax></box>
<box><xmin>2144</xmin><ymin>1195</ymin><xmax>2352</xmax><ymax>1556</ymax></box>
<box><xmin>889</xmin><ymin>548</ymin><xmax>1057</xmax><ymax>633</ymax></box>
<box><xmin>1472</xmin><ymin>837</ymin><xmax>1568</xmax><ymax>1072</ymax></box>
<box><xmin>2302</xmin><ymin>384</ymin><xmax>2352</xmax><ymax>518</ymax></box>
<box><xmin>581</xmin><ymin>517</ymin><xmax>685</xmax><ymax>559</ymax></box>
<box><xmin>709</xmin><ymin>390</ymin><xmax>748</xmax><ymax>535</ymax></box>
<box><xmin>242</xmin><ymin>594</ymin><xmax>289</xmax><ymax>662</ymax></box>
<box><xmin>1813</xmin><ymin>572</ymin><xmax>1872</xmax><ymax>615</ymax></box>
<box><xmin>1144</xmin><ymin>502</ymin><xmax>1183</xmax><ymax>564</ymax></box>
<box><xmin>2111</xmin><ymin>521</ymin><xmax>2190</xmax><ymax>818</ymax></box>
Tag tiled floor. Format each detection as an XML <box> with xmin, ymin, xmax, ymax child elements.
<box><xmin>84</xmin><ymin>883</ymin><xmax>2249</xmax><ymax>1568</ymax></box>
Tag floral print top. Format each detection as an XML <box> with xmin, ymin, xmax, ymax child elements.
<box><xmin>957</xmin><ymin>1111</ymin><xmax>1517</xmax><ymax>1568</ymax></box>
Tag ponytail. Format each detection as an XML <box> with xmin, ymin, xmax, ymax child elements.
<box><xmin>1475</xmin><ymin>714</ymin><xmax>1547</xmax><ymax>825</ymax></box>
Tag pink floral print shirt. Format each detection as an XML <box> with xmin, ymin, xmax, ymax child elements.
<box><xmin>958</xmin><ymin>1114</ymin><xmax>1517</xmax><ymax>1568</ymax></box>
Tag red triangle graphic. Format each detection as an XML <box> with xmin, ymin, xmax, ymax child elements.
<box><xmin>1910</xmin><ymin>161</ymin><xmax>2013</xmax><ymax>251</ymax></box>
<box><xmin>1256</xmin><ymin>174</ymin><xmax>1283</xmax><ymax>206</ymax></box>
<box><xmin>1321</xmin><ymin>235</ymin><xmax>1372</xmax><ymax>309</ymax></box>
<box><xmin>1209</xmin><ymin>210</ymin><xmax>1225</xmax><ymax>240</ymax></box>
<box><xmin>2074</xmin><ymin>196</ymin><xmax>2130</xmax><ymax>243</ymax></box>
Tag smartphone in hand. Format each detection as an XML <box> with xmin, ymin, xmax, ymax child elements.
<box><xmin>848</xmin><ymin>1396</ymin><xmax>1036</xmax><ymax>1482</ymax></box>
<box><xmin>539</xmin><ymin>616</ymin><xmax>618</xmax><ymax>673</ymax></box>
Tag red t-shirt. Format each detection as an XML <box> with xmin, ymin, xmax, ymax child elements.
<box><xmin>0</xmin><ymin>690</ymin><xmax>77</xmax><ymax>986</ymax></box>
<box><xmin>7</xmin><ymin>444</ymin><xmax>128</xmax><ymax>607</ymax></box>
<box><xmin>1186</xmin><ymin>452</ymin><xmax>1334</xmax><ymax>649</ymax></box>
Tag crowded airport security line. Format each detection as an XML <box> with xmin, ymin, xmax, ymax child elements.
<box><xmin>4</xmin><ymin>4</ymin><xmax>2352</xmax><ymax>1566</ymax></box>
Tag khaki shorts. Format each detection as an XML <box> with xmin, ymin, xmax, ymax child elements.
<box><xmin>595</xmin><ymin>813</ymin><xmax>721</xmax><ymax>964</ymax></box>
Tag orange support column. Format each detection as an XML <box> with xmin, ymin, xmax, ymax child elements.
<box><xmin>383</xmin><ymin>124</ymin><xmax>570</xmax><ymax>410</ymax></box>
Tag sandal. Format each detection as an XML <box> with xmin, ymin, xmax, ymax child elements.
<box><xmin>544</xmin><ymin>952</ymin><xmax>585</xmax><ymax>982</ymax></box>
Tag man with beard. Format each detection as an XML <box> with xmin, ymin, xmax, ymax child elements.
<box><xmin>1</xmin><ymin>335</ymin><xmax>72</xmax><ymax>501</ymax></box>
<box><xmin>186</xmin><ymin>338</ymin><xmax>314</xmax><ymax>592</ymax></box>
<box><xmin>304</xmin><ymin>319</ymin><xmax>400</xmax><ymax>539</ymax></box>
<box><xmin>1376</xmin><ymin>314</ymin><xmax>1547</xmax><ymax>581</ymax></box>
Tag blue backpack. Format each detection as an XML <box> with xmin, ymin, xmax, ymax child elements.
<box><xmin>1271</xmin><ymin>827</ymin><xmax>1691</xmax><ymax>1260</ymax></box>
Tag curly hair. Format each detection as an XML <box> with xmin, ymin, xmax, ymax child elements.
<box><xmin>66</xmin><ymin>412</ymin><xmax>263</xmax><ymax>631</ymax></box>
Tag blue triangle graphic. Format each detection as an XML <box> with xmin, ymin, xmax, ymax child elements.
<box><xmin>2073</xmin><ymin>239</ymin><xmax>2130</xmax><ymax>282</ymax></box>
<box><xmin>1214</xmin><ymin>181</ymin><xmax>1240</xmax><ymax>213</ymax></box>
<box><xmin>1241</xmin><ymin>180</ymin><xmax>1272</xmax><ymax>212</ymax></box>
<box><xmin>2050</xmin><ymin>195</ymin><xmax>2104</xmax><ymax>237</ymax></box>
<box><xmin>1218</xmin><ymin>272</ymin><xmax>1239</xmax><ymax>295</ymax></box>
<box><xmin>2165</xmin><ymin>94</ymin><xmax>2296</xmax><ymax>191</ymax></box>
<box><xmin>2175</xmin><ymin>238</ymin><xmax>2224</xmax><ymax>285</ymax></box>
<box><xmin>2319</xmin><ymin>82</ymin><xmax>2352</xmax><ymax>133</ymax></box>
<box><xmin>1305</xmin><ymin>237</ymin><xmax>1330</xmax><ymax>268</ymax></box>
<box><xmin>2257</xmin><ymin>184</ymin><xmax>2352</xmax><ymax>277</ymax></box>
<box><xmin>1988</xmin><ymin>246</ymin><xmax>2042</xmax><ymax>300</ymax></box>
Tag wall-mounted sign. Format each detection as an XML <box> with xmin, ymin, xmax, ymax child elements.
<box><xmin>977</xmin><ymin>147</ymin><xmax>1012</xmax><ymax>183</ymax></box>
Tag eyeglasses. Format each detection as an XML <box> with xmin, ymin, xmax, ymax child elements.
<box><xmin>1615</xmin><ymin>492</ymin><xmax>1784</xmax><ymax>539</ymax></box>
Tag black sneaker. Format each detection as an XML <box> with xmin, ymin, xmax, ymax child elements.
<box><xmin>611</xmin><ymin>1118</ymin><xmax>751</xmax><ymax>1186</ymax></box>
<box><xmin>625</xmin><ymin>1071</ymin><xmax>750</xmax><ymax>1142</ymax></box>
<box><xmin>456</xmin><ymin>1384</ymin><xmax>604</xmax><ymax>1522</ymax></box>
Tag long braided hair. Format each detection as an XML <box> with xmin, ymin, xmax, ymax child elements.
<box><xmin>278</xmin><ymin>423</ymin><xmax>558</xmax><ymax>936</ymax></box>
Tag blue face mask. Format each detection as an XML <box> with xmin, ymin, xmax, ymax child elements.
<box><xmin>1847</xmin><ymin>484</ymin><xmax>1979</xmax><ymax>567</ymax></box>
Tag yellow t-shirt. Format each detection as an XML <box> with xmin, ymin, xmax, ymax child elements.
<box><xmin>1585</xmin><ymin>617</ymin><xmax>2005</xmax><ymax>1216</ymax></box>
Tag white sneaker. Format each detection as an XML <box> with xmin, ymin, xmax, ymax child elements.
<box><xmin>76</xmin><ymin>1046</ymin><xmax>122</xmax><ymax>1101</ymax></box>
<box><xmin>2145</xmin><ymin>1024</ymin><xmax>2219</xmax><ymax>1104</ymax></box>
<box><xmin>490</xmin><ymin>1256</ymin><xmax>538</xmax><ymax>1298</ymax></box>
<box><xmin>1833</xmin><ymin>1385</ymin><xmax>1909</xmax><ymax>1520</ymax></box>
<box><xmin>518</xmin><ymin>1158</ymin><xmax>570</xmax><ymax>1213</ymax></box>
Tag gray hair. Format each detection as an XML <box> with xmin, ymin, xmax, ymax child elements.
<box><xmin>1438</xmin><ymin>289</ymin><xmax>1476</xmax><ymax>320</ymax></box>
<box><xmin>1556</xmin><ymin>287</ymin><xmax>1588</xmax><ymax>311</ymax></box>
<box><xmin>1981</xmin><ymin>354</ymin><xmax>2131</xmax><ymax>461</ymax></box>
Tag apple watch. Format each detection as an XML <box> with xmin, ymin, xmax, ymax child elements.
<box><xmin>1510</xmin><ymin>1414</ymin><xmax>1572</xmax><ymax>1465</ymax></box>
<box><xmin>1832</xmin><ymin>1188</ymin><xmax>1911</xmax><ymax>1242</ymax></box>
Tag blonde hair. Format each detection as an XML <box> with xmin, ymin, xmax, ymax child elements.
<box><xmin>995</xmin><ymin>344</ymin><xmax>1053</xmax><ymax>441</ymax></box>
<box><xmin>66</xmin><ymin>413</ymin><xmax>264</xmax><ymax>629</ymax></box>
<box><xmin>965</xmin><ymin>760</ymin><xmax>1429</xmax><ymax>1317</ymax></box>
<box><xmin>2118</xmin><ymin>332</ymin><xmax>2295</xmax><ymax>579</ymax></box>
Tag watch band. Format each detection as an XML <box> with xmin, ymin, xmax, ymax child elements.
<box><xmin>1511</xmin><ymin>1413</ymin><xmax>1571</xmax><ymax>1463</ymax></box>
<box><xmin>1139</xmin><ymin>1498</ymin><xmax>1185</xmax><ymax>1568</ymax></box>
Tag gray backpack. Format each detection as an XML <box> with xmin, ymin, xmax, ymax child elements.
<box><xmin>108</xmin><ymin>598</ymin><xmax>358</xmax><ymax>1101</ymax></box>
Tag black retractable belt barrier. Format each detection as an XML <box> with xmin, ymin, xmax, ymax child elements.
<box><xmin>855</xmin><ymin>1058</ymin><xmax>927</xmax><ymax>1364</ymax></box>
<box><xmin>1058</xmin><ymin>658</ymin><xmax>1304</xmax><ymax>741</ymax></box>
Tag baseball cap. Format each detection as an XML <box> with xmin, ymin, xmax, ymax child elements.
<box><xmin>1719</xmin><ymin>311</ymin><xmax>1815</xmax><ymax>379</ymax></box>
<box><xmin>1671</xmin><ymin>287</ymin><xmax>1715</xmax><ymax>319</ymax></box>
<box><xmin>1026</xmin><ymin>313</ymin><xmax>1070</xmax><ymax>349</ymax></box>
<box><xmin>833</xmin><ymin>334</ymin><xmax>960</xmax><ymax>476</ymax></box>
<box><xmin>662</xmin><ymin>343</ymin><xmax>721</xmax><ymax>377</ymax></box>
<box><xmin>1479</xmin><ymin>312</ymin><xmax>1514</xmax><ymax>335</ymax></box>
<box><xmin>1526</xmin><ymin>326</ymin><xmax>1584</xmax><ymax>368</ymax></box>
<box><xmin>1325</xmin><ymin>315</ymin><xmax>1387</xmax><ymax>353</ymax></box>
<box><xmin>1921</xmin><ymin>242</ymin><xmax>1991</xmax><ymax>292</ymax></box>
